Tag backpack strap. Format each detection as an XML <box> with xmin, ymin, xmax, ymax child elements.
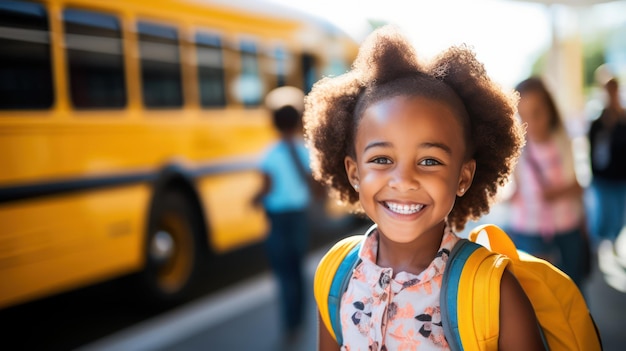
<box><xmin>313</xmin><ymin>234</ymin><xmax>363</xmax><ymax>344</ymax></box>
<box><xmin>469</xmin><ymin>223</ymin><xmax>520</xmax><ymax>261</ymax></box>
<box><xmin>441</xmin><ymin>238</ymin><xmax>510</xmax><ymax>351</ymax></box>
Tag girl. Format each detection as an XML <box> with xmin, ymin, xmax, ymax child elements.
<box><xmin>303</xmin><ymin>26</ymin><xmax>545</xmax><ymax>350</ymax></box>
<box><xmin>508</xmin><ymin>77</ymin><xmax>586</xmax><ymax>288</ymax></box>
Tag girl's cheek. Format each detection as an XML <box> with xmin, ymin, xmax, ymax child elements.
<box><xmin>361</xmin><ymin>173</ymin><xmax>381</xmax><ymax>186</ymax></box>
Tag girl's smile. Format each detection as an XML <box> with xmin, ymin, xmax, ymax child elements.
<box><xmin>384</xmin><ymin>201</ymin><xmax>424</xmax><ymax>215</ymax></box>
<box><xmin>345</xmin><ymin>95</ymin><xmax>475</xmax><ymax>245</ymax></box>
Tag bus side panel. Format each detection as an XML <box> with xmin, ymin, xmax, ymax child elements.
<box><xmin>197</xmin><ymin>170</ymin><xmax>268</xmax><ymax>253</ymax></box>
<box><xmin>0</xmin><ymin>184</ymin><xmax>150</xmax><ymax>309</ymax></box>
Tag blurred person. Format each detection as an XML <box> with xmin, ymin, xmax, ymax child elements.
<box><xmin>252</xmin><ymin>87</ymin><xmax>314</xmax><ymax>347</ymax></box>
<box><xmin>587</xmin><ymin>77</ymin><xmax>626</xmax><ymax>244</ymax></box>
<box><xmin>506</xmin><ymin>77</ymin><xmax>587</xmax><ymax>288</ymax></box>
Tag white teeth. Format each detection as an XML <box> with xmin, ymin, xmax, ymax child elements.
<box><xmin>386</xmin><ymin>202</ymin><xmax>424</xmax><ymax>215</ymax></box>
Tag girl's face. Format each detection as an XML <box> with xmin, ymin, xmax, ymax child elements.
<box><xmin>517</xmin><ymin>90</ymin><xmax>551</xmax><ymax>142</ymax></box>
<box><xmin>345</xmin><ymin>96</ymin><xmax>475</xmax><ymax>243</ymax></box>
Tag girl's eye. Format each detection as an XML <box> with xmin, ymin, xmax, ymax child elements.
<box><xmin>370</xmin><ymin>157</ymin><xmax>392</xmax><ymax>164</ymax></box>
<box><xmin>419</xmin><ymin>158</ymin><xmax>441</xmax><ymax>166</ymax></box>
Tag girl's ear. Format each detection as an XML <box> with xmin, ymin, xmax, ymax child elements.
<box><xmin>457</xmin><ymin>159</ymin><xmax>476</xmax><ymax>197</ymax></box>
<box><xmin>345</xmin><ymin>155</ymin><xmax>359</xmax><ymax>188</ymax></box>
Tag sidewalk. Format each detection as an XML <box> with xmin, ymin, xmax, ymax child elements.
<box><xmin>155</xmin><ymin>248</ymin><xmax>327</xmax><ymax>351</ymax></box>
<box><xmin>78</xmin><ymin>243</ymin><xmax>331</xmax><ymax>351</ymax></box>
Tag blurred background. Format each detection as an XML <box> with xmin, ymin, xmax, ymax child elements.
<box><xmin>0</xmin><ymin>0</ymin><xmax>624</xmax><ymax>350</ymax></box>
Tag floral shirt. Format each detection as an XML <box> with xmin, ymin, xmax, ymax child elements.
<box><xmin>340</xmin><ymin>225</ymin><xmax>460</xmax><ymax>351</ymax></box>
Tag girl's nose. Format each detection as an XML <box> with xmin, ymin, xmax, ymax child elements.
<box><xmin>388</xmin><ymin>164</ymin><xmax>419</xmax><ymax>191</ymax></box>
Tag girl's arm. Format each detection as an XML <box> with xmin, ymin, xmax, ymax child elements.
<box><xmin>251</xmin><ymin>172</ymin><xmax>271</xmax><ymax>207</ymax></box>
<box><xmin>318</xmin><ymin>310</ymin><xmax>340</xmax><ymax>351</ymax></box>
<box><xmin>542</xmin><ymin>133</ymin><xmax>583</xmax><ymax>202</ymax></box>
<box><xmin>542</xmin><ymin>180</ymin><xmax>583</xmax><ymax>202</ymax></box>
<box><xmin>498</xmin><ymin>270</ymin><xmax>546</xmax><ymax>351</ymax></box>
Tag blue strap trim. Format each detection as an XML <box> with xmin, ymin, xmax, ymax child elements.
<box><xmin>539</xmin><ymin>323</ymin><xmax>550</xmax><ymax>350</ymax></box>
<box><xmin>328</xmin><ymin>242</ymin><xmax>361</xmax><ymax>346</ymax></box>
<box><xmin>440</xmin><ymin>239</ymin><xmax>482</xmax><ymax>351</ymax></box>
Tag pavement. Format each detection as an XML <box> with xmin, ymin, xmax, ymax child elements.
<box><xmin>78</xmin><ymin>244</ymin><xmax>328</xmax><ymax>351</ymax></box>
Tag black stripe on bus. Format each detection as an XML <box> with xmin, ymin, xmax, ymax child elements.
<box><xmin>0</xmin><ymin>161</ymin><xmax>259</xmax><ymax>204</ymax></box>
<box><xmin>191</xmin><ymin>161</ymin><xmax>258</xmax><ymax>178</ymax></box>
<box><xmin>0</xmin><ymin>173</ymin><xmax>155</xmax><ymax>204</ymax></box>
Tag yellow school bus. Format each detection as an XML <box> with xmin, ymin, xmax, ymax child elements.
<box><xmin>0</xmin><ymin>0</ymin><xmax>359</xmax><ymax>309</ymax></box>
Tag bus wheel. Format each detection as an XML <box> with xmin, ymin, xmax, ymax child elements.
<box><xmin>142</xmin><ymin>190</ymin><xmax>202</xmax><ymax>303</ymax></box>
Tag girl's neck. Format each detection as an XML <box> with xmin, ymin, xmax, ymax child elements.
<box><xmin>608</xmin><ymin>96</ymin><xmax>623</xmax><ymax>114</ymax></box>
<box><xmin>376</xmin><ymin>223</ymin><xmax>446</xmax><ymax>277</ymax></box>
<box><xmin>529</xmin><ymin>130</ymin><xmax>551</xmax><ymax>144</ymax></box>
<box><xmin>281</xmin><ymin>131</ymin><xmax>301</xmax><ymax>142</ymax></box>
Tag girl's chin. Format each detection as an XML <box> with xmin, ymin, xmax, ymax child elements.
<box><xmin>377</xmin><ymin>223</ymin><xmax>423</xmax><ymax>241</ymax></box>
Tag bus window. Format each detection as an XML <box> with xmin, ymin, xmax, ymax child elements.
<box><xmin>196</xmin><ymin>32</ymin><xmax>225</xmax><ymax>108</ymax></box>
<box><xmin>0</xmin><ymin>1</ymin><xmax>53</xmax><ymax>109</ymax></box>
<box><xmin>138</xmin><ymin>22</ymin><xmax>183</xmax><ymax>108</ymax></box>
<box><xmin>301</xmin><ymin>53</ymin><xmax>316</xmax><ymax>94</ymax></box>
<box><xmin>64</xmin><ymin>9</ymin><xmax>126</xmax><ymax>109</ymax></box>
<box><xmin>236</xmin><ymin>39</ymin><xmax>262</xmax><ymax>107</ymax></box>
<box><xmin>274</xmin><ymin>46</ymin><xmax>287</xmax><ymax>88</ymax></box>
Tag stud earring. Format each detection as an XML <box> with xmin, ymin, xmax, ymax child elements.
<box><xmin>459</xmin><ymin>187</ymin><xmax>465</xmax><ymax>194</ymax></box>
<box><xmin>353</xmin><ymin>184</ymin><xmax>359</xmax><ymax>192</ymax></box>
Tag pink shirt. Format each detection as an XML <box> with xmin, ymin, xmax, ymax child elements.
<box><xmin>510</xmin><ymin>134</ymin><xmax>583</xmax><ymax>237</ymax></box>
<box><xmin>339</xmin><ymin>225</ymin><xmax>460</xmax><ymax>351</ymax></box>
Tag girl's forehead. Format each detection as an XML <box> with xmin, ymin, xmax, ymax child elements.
<box><xmin>355</xmin><ymin>96</ymin><xmax>467</xmax><ymax>150</ymax></box>
<box><xmin>518</xmin><ymin>91</ymin><xmax>545</xmax><ymax>111</ymax></box>
<box><xmin>359</xmin><ymin>96</ymin><xmax>461</xmax><ymax>129</ymax></box>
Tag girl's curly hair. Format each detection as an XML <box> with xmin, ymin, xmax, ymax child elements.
<box><xmin>303</xmin><ymin>25</ymin><xmax>524</xmax><ymax>231</ymax></box>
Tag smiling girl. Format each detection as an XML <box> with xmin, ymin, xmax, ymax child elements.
<box><xmin>304</xmin><ymin>26</ymin><xmax>545</xmax><ymax>350</ymax></box>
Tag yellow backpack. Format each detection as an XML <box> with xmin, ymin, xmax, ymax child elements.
<box><xmin>313</xmin><ymin>224</ymin><xmax>603</xmax><ymax>350</ymax></box>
